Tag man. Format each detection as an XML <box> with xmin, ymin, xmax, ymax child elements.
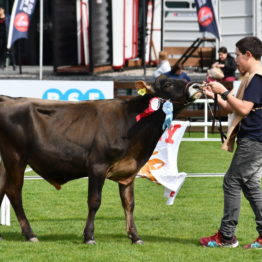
<box><xmin>0</xmin><ymin>4</ymin><xmax>7</xmax><ymax>69</ymax></box>
<box><xmin>164</xmin><ymin>64</ymin><xmax>191</xmax><ymax>83</ymax></box>
<box><xmin>153</xmin><ymin>51</ymin><xmax>171</xmax><ymax>78</ymax></box>
<box><xmin>200</xmin><ymin>36</ymin><xmax>262</xmax><ymax>248</ymax></box>
<box><xmin>208</xmin><ymin>46</ymin><xmax>237</xmax><ymax>82</ymax></box>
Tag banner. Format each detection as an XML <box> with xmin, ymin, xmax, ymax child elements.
<box><xmin>138</xmin><ymin>121</ymin><xmax>189</xmax><ymax>205</ymax></box>
<box><xmin>0</xmin><ymin>80</ymin><xmax>114</xmax><ymax>101</ymax></box>
<box><xmin>194</xmin><ymin>0</ymin><xmax>220</xmax><ymax>39</ymax></box>
<box><xmin>7</xmin><ymin>0</ymin><xmax>37</xmax><ymax>49</ymax></box>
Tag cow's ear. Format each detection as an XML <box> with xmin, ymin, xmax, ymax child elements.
<box><xmin>135</xmin><ymin>81</ymin><xmax>154</xmax><ymax>95</ymax></box>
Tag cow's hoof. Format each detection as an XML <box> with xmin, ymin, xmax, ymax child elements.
<box><xmin>133</xmin><ymin>239</ymin><xmax>144</xmax><ymax>245</ymax></box>
<box><xmin>29</xmin><ymin>237</ymin><xmax>39</xmax><ymax>243</ymax></box>
<box><xmin>85</xmin><ymin>240</ymin><xmax>96</xmax><ymax>245</ymax></box>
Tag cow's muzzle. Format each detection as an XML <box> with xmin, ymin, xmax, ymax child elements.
<box><xmin>187</xmin><ymin>82</ymin><xmax>203</xmax><ymax>101</ymax></box>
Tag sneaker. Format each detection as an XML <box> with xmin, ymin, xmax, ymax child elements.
<box><xmin>199</xmin><ymin>231</ymin><xmax>239</xmax><ymax>248</ymax></box>
<box><xmin>243</xmin><ymin>237</ymin><xmax>262</xmax><ymax>249</ymax></box>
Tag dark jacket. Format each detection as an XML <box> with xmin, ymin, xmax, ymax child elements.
<box><xmin>216</xmin><ymin>55</ymin><xmax>237</xmax><ymax>78</ymax></box>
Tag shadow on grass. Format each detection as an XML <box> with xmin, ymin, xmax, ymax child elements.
<box><xmin>0</xmin><ymin>230</ymin><xmax>198</xmax><ymax>246</ymax></box>
<box><xmin>0</xmin><ymin>232</ymin><xmax>81</xmax><ymax>243</ymax></box>
<box><xmin>97</xmin><ymin>233</ymin><xmax>198</xmax><ymax>246</ymax></box>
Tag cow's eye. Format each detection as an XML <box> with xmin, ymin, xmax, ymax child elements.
<box><xmin>164</xmin><ymin>82</ymin><xmax>171</xmax><ymax>89</ymax></box>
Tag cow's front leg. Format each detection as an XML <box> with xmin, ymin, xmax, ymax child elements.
<box><xmin>83</xmin><ymin>174</ymin><xmax>105</xmax><ymax>244</ymax></box>
<box><xmin>119</xmin><ymin>181</ymin><xmax>143</xmax><ymax>244</ymax></box>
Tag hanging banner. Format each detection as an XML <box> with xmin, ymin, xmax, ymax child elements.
<box><xmin>194</xmin><ymin>0</ymin><xmax>220</xmax><ymax>39</ymax></box>
<box><xmin>138</xmin><ymin>121</ymin><xmax>189</xmax><ymax>205</ymax></box>
<box><xmin>7</xmin><ymin>0</ymin><xmax>37</xmax><ymax>49</ymax></box>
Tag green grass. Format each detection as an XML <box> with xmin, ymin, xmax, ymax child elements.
<box><xmin>1</xmin><ymin>140</ymin><xmax>260</xmax><ymax>262</ymax></box>
<box><xmin>178</xmin><ymin>140</ymin><xmax>233</xmax><ymax>173</ymax></box>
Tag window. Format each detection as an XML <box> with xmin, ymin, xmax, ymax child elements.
<box><xmin>165</xmin><ymin>1</ymin><xmax>190</xmax><ymax>9</ymax></box>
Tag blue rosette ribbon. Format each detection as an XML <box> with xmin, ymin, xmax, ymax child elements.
<box><xmin>162</xmin><ymin>101</ymin><xmax>173</xmax><ymax>130</ymax></box>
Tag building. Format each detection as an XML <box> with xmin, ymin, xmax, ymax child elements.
<box><xmin>1</xmin><ymin>0</ymin><xmax>262</xmax><ymax>72</ymax></box>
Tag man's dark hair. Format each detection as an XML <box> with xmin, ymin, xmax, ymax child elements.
<box><xmin>0</xmin><ymin>5</ymin><xmax>5</xmax><ymax>10</ymax></box>
<box><xmin>236</xmin><ymin>36</ymin><xmax>262</xmax><ymax>60</ymax></box>
<box><xmin>171</xmin><ymin>64</ymin><xmax>181</xmax><ymax>74</ymax></box>
<box><xmin>218</xmin><ymin>47</ymin><xmax>228</xmax><ymax>54</ymax></box>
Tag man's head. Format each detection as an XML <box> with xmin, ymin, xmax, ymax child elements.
<box><xmin>235</xmin><ymin>37</ymin><xmax>262</xmax><ymax>74</ymax></box>
<box><xmin>236</xmin><ymin>37</ymin><xmax>262</xmax><ymax>60</ymax></box>
<box><xmin>159</xmin><ymin>51</ymin><xmax>168</xmax><ymax>61</ymax></box>
<box><xmin>218</xmin><ymin>46</ymin><xmax>228</xmax><ymax>61</ymax></box>
<box><xmin>171</xmin><ymin>64</ymin><xmax>182</xmax><ymax>75</ymax></box>
<box><xmin>0</xmin><ymin>5</ymin><xmax>5</xmax><ymax>17</ymax></box>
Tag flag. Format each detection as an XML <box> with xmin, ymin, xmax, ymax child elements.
<box><xmin>138</xmin><ymin>121</ymin><xmax>189</xmax><ymax>205</ymax></box>
<box><xmin>194</xmin><ymin>0</ymin><xmax>220</xmax><ymax>39</ymax></box>
<box><xmin>7</xmin><ymin>0</ymin><xmax>38</xmax><ymax>49</ymax></box>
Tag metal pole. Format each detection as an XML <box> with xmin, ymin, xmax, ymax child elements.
<box><xmin>142</xmin><ymin>0</ymin><xmax>146</xmax><ymax>77</ymax></box>
<box><xmin>39</xmin><ymin>0</ymin><xmax>44</xmax><ymax>80</ymax></box>
<box><xmin>18</xmin><ymin>41</ymin><xmax>22</xmax><ymax>74</ymax></box>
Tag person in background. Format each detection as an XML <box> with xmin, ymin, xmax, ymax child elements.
<box><xmin>164</xmin><ymin>64</ymin><xmax>191</xmax><ymax>82</ymax></box>
<box><xmin>200</xmin><ymin>36</ymin><xmax>262</xmax><ymax>249</ymax></box>
<box><xmin>207</xmin><ymin>46</ymin><xmax>237</xmax><ymax>82</ymax></box>
<box><xmin>153</xmin><ymin>51</ymin><xmax>171</xmax><ymax>78</ymax></box>
<box><xmin>0</xmin><ymin>5</ymin><xmax>7</xmax><ymax>69</ymax></box>
<box><xmin>0</xmin><ymin>5</ymin><xmax>15</xmax><ymax>70</ymax></box>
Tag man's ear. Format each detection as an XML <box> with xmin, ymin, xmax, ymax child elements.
<box><xmin>135</xmin><ymin>81</ymin><xmax>154</xmax><ymax>95</ymax></box>
<box><xmin>245</xmin><ymin>50</ymin><xmax>253</xmax><ymax>58</ymax></box>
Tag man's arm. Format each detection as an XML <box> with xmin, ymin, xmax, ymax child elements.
<box><xmin>203</xmin><ymin>82</ymin><xmax>254</xmax><ymax>116</ymax></box>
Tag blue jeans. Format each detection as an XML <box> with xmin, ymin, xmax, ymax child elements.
<box><xmin>219</xmin><ymin>138</ymin><xmax>262</xmax><ymax>238</ymax></box>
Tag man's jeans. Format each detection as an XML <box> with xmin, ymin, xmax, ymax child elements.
<box><xmin>220</xmin><ymin>137</ymin><xmax>262</xmax><ymax>238</ymax></box>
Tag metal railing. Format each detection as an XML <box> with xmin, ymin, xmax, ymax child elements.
<box><xmin>182</xmin><ymin>99</ymin><xmax>228</xmax><ymax>141</ymax></box>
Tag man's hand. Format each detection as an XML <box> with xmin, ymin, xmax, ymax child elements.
<box><xmin>203</xmin><ymin>85</ymin><xmax>215</xmax><ymax>99</ymax></box>
<box><xmin>207</xmin><ymin>81</ymin><xmax>228</xmax><ymax>95</ymax></box>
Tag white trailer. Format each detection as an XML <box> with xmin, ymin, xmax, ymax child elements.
<box><xmin>163</xmin><ymin>0</ymin><xmax>262</xmax><ymax>55</ymax></box>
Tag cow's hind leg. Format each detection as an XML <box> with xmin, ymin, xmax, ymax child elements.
<box><xmin>4</xmin><ymin>160</ymin><xmax>38</xmax><ymax>242</ymax></box>
<box><xmin>83</xmin><ymin>172</ymin><xmax>105</xmax><ymax>244</ymax></box>
<box><xmin>119</xmin><ymin>182</ymin><xmax>143</xmax><ymax>244</ymax></box>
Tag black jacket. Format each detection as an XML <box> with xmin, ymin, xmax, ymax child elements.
<box><xmin>216</xmin><ymin>55</ymin><xmax>237</xmax><ymax>78</ymax></box>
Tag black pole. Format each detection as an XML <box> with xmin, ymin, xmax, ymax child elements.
<box><xmin>18</xmin><ymin>41</ymin><xmax>22</xmax><ymax>74</ymax></box>
<box><xmin>89</xmin><ymin>0</ymin><xmax>94</xmax><ymax>74</ymax></box>
<box><xmin>160</xmin><ymin>0</ymin><xmax>163</xmax><ymax>50</ymax></box>
<box><xmin>142</xmin><ymin>0</ymin><xmax>146</xmax><ymax>78</ymax></box>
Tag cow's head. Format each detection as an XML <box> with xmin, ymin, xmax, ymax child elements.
<box><xmin>135</xmin><ymin>75</ymin><xmax>202</xmax><ymax>111</ymax></box>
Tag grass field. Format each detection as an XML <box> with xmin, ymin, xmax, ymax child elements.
<box><xmin>0</xmin><ymin>140</ymin><xmax>261</xmax><ymax>262</ymax></box>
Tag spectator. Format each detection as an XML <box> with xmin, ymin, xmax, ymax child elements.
<box><xmin>153</xmin><ymin>51</ymin><xmax>171</xmax><ymax>78</ymax></box>
<box><xmin>164</xmin><ymin>64</ymin><xmax>191</xmax><ymax>82</ymax></box>
<box><xmin>0</xmin><ymin>4</ymin><xmax>7</xmax><ymax>69</ymax></box>
<box><xmin>0</xmin><ymin>5</ymin><xmax>15</xmax><ymax>70</ymax></box>
<box><xmin>207</xmin><ymin>46</ymin><xmax>237</xmax><ymax>82</ymax></box>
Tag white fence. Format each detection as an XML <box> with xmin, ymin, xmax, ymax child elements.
<box><xmin>182</xmin><ymin>99</ymin><xmax>228</xmax><ymax>141</ymax></box>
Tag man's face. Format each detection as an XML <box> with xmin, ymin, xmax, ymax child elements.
<box><xmin>218</xmin><ymin>52</ymin><xmax>227</xmax><ymax>61</ymax></box>
<box><xmin>235</xmin><ymin>47</ymin><xmax>248</xmax><ymax>74</ymax></box>
<box><xmin>0</xmin><ymin>8</ymin><xmax>4</xmax><ymax>17</ymax></box>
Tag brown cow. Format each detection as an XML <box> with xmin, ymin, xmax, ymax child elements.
<box><xmin>0</xmin><ymin>76</ymin><xmax>202</xmax><ymax>244</ymax></box>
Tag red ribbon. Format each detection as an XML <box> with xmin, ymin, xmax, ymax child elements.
<box><xmin>136</xmin><ymin>107</ymin><xmax>155</xmax><ymax>121</ymax></box>
<box><xmin>136</xmin><ymin>98</ymin><xmax>159</xmax><ymax>122</ymax></box>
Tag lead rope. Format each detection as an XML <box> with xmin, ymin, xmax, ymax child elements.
<box><xmin>202</xmin><ymin>82</ymin><xmax>227</xmax><ymax>143</ymax></box>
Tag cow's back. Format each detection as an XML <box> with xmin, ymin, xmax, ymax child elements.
<box><xmin>0</xmin><ymin>96</ymin><xmax>132</xmax><ymax>184</ymax></box>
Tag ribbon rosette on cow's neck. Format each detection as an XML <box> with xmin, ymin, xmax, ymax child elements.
<box><xmin>162</xmin><ymin>100</ymin><xmax>173</xmax><ymax>130</ymax></box>
<box><xmin>136</xmin><ymin>97</ymin><xmax>160</xmax><ymax>121</ymax></box>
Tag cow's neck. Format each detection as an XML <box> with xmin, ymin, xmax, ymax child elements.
<box><xmin>126</xmin><ymin>94</ymin><xmax>166</xmax><ymax>160</ymax></box>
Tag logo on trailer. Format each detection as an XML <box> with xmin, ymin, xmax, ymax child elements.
<box><xmin>14</xmin><ymin>12</ymin><xmax>30</xmax><ymax>32</ymax></box>
<box><xmin>198</xmin><ymin>6</ymin><xmax>213</xmax><ymax>27</ymax></box>
<box><xmin>42</xmin><ymin>88</ymin><xmax>105</xmax><ymax>101</ymax></box>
